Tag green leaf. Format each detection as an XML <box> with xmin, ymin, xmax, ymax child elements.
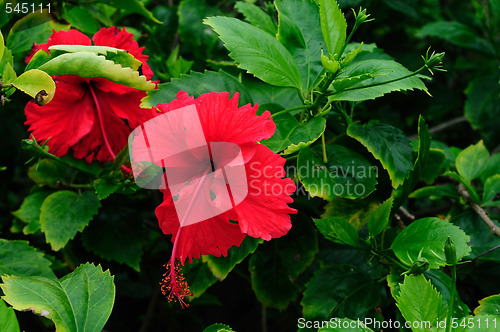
<box><xmin>62</xmin><ymin>6</ymin><xmax>101</xmax><ymax>34</ymax></box>
<box><xmin>367</xmin><ymin>197</ymin><xmax>394</xmax><ymax>237</ymax></box>
<box><xmin>298</xmin><ymin>144</ymin><xmax>378</xmax><ymax>200</ymax></box>
<box><xmin>0</xmin><ymin>30</ymin><xmax>4</xmax><ymax>64</ymax></box>
<box><xmin>0</xmin><ymin>47</ymin><xmax>17</xmax><ymax>93</ymax></box>
<box><xmin>203</xmin><ymin>237</ymin><xmax>261</xmax><ymax>281</ymax></box>
<box><xmin>93</xmin><ymin>175</ymin><xmax>120</xmax><ymax>200</ymax></box>
<box><xmin>313</xmin><ymin>217</ymin><xmax>360</xmax><ymax>247</ymax></box>
<box><xmin>409</xmin><ymin>184</ymin><xmax>460</xmax><ymax>200</ymax></box>
<box><xmin>455</xmin><ymin>140</ymin><xmax>490</xmax><ymax>183</ymax></box>
<box><xmin>464</xmin><ymin>72</ymin><xmax>500</xmax><ymax>146</ymax></box>
<box><xmin>244</xmin><ymin>78</ymin><xmax>301</xmax><ymax>109</ymax></box>
<box><xmin>425</xmin><ymin>270</ymin><xmax>470</xmax><ymax>318</ymax></box>
<box><xmin>418</xmin><ymin>21</ymin><xmax>497</xmax><ymax>56</ymax></box>
<box><xmin>11</xmin><ymin>69</ymin><xmax>55</xmax><ymax>105</ymax></box>
<box><xmin>475</xmin><ymin>294</ymin><xmax>500</xmax><ymax>316</ymax></box>
<box><xmin>301</xmin><ymin>265</ymin><xmax>383</xmax><ymax>320</ymax></box>
<box><xmin>12</xmin><ymin>189</ymin><xmax>53</xmax><ymax>234</ymax></box>
<box><xmin>81</xmin><ymin>208</ymin><xmax>143</xmax><ymax>271</ymax></box>
<box><xmin>6</xmin><ymin>11</ymin><xmax>70</xmax><ymax>54</ymax></box>
<box><xmin>318</xmin><ymin>0</ymin><xmax>346</xmax><ymax>58</ymax></box>
<box><xmin>395</xmin><ymin>274</ymin><xmax>447</xmax><ymax>331</ymax></box>
<box><xmin>250</xmin><ymin>217</ymin><xmax>318</xmax><ymax>309</ymax></box>
<box><xmin>454</xmin><ymin>315</ymin><xmax>500</xmax><ymax>332</ymax></box>
<box><xmin>0</xmin><ymin>239</ymin><xmax>56</xmax><ymax>280</ymax></box>
<box><xmin>27</xmin><ymin>159</ymin><xmax>71</xmax><ymax>187</ymax></box>
<box><xmin>321</xmin><ymin>196</ymin><xmax>378</xmax><ymax>230</ymax></box>
<box><xmin>483</xmin><ymin>175</ymin><xmax>500</xmax><ymax>207</ymax></box>
<box><xmin>317</xmin><ymin>318</ymin><xmax>374</xmax><ymax>331</ymax></box>
<box><xmin>0</xmin><ymin>299</ymin><xmax>19</xmax><ymax>332</ymax></box>
<box><xmin>141</xmin><ymin>70</ymin><xmax>252</xmax><ymax>108</ymax></box>
<box><xmin>1</xmin><ymin>263</ymin><xmax>115</xmax><ymax>332</ymax></box>
<box><xmin>348</xmin><ymin>121</ymin><xmax>413</xmax><ymax>188</ymax></box>
<box><xmin>204</xmin><ymin>16</ymin><xmax>303</xmax><ymax>89</ymax></box>
<box><xmin>330</xmin><ymin>60</ymin><xmax>428</xmax><ymax>101</ymax></box>
<box><xmin>234</xmin><ymin>2</ymin><xmax>276</xmax><ymax>35</ymax></box>
<box><xmin>100</xmin><ymin>0</ymin><xmax>161</xmax><ymax>23</ymax></box>
<box><xmin>391</xmin><ymin>217</ymin><xmax>471</xmax><ymax>269</ymax></box>
<box><xmin>182</xmin><ymin>258</ymin><xmax>218</xmax><ymax>299</ymax></box>
<box><xmin>276</xmin><ymin>0</ymin><xmax>325</xmax><ymax>91</ymax></box>
<box><xmin>262</xmin><ymin>114</ymin><xmax>326</xmax><ymax>154</ymax></box>
<box><xmin>203</xmin><ymin>323</ymin><xmax>235</xmax><ymax>332</ymax></box>
<box><xmin>40</xmin><ymin>191</ymin><xmax>101</xmax><ymax>251</ymax></box>
<box><xmin>28</xmin><ymin>51</ymin><xmax>155</xmax><ymax>91</ymax></box>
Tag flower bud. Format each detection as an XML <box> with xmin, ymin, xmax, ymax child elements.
<box><xmin>321</xmin><ymin>50</ymin><xmax>340</xmax><ymax>74</ymax></box>
<box><xmin>444</xmin><ymin>236</ymin><xmax>457</xmax><ymax>266</ymax></box>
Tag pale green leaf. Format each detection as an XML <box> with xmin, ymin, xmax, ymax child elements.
<box><xmin>313</xmin><ymin>217</ymin><xmax>360</xmax><ymax>247</ymax></box>
<box><xmin>475</xmin><ymin>294</ymin><xmax>500</xmax><ymax>316</ymax></box>
<box><xmin>0</xmin><ymin>239</ymin><xmax>56</xmax><ymax>280</ymax></box>
<box><xmin>12</xmin><ymin>69</ymin><xmax>55</xmax><ymax>105</ymax></box>
<box><xmin>0</xmin><ymin>299</ymin><xmax>19</xmax><ymax>332</ymax></box>
<box><xmin>367</xmin><ymin>197</ymin><xmax>394</xmax><ymax>236</ymax></box>
<box><xmin>318</xmin><ymin>0</ymin><xmax>346</xmax><ymax>58</ymax></box>
<box><xmin>204</xmin><ymin>16</ymin><xmax>303</xmax><ymax>89</ymax></box>
<box><xmin>455</xmin><ymin>140</ymin><xmax>489</xmax><ymax>182</ymax></box>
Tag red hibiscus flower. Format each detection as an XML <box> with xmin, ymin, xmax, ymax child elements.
<box><xmin>24</xmin><ymin>27</ymin><xmax>153</xmax><ymax>163</ymax></box>
<box><xmin>131</xmin><ymin>91</ymin><xmax>297</xmax><ymax>306</ymax></box>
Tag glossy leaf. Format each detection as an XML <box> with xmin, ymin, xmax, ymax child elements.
<box><xmin>483</xmin><ymin>175</ymin><xmax>500</xmax><ymax>207</ymax></box>
<box><xmin>234</xmin><ymin>2</ymin><xmax>276</xmax><ymax>35</ymax></box>
<box><xmin>425</xmin><ymin>270</ymin><xmax>470</xmax><ymax>318</ymax></box>
<box><xmin>330</xmin><ymin>60</ymin><xmax>428</xmax><ymax>101</ymax></box>
<box><xmin>12</xmin><ymin>189</ymin><xmax>53</xmax><ymax>234</ymax></box>
<box><xmin>318</xmin><ymin>0</ymin><xmax>346</xmax><ymax>58</ymax></box>
<box><xmin>367</xmin><ymin>196</ymin><xmax>394</xmax><ymax>237</ymax></box>
<box><xmin>348</xmin><ymin>121</ymin><xmax>413</xmax><ymax>188</ymax></box>
<box><xmin>262</xmin><ymin>114</ymin><xmax>326</xmax><ymax>154</ymax></box>
<box><xmin>250</xmin><ymin>217</ymin><xmax>317</xmax><ymax>309</ymax></box>
<box><xmin>1</xmin><ymin>263</ymin><xmax>115</xmax><ymax>332</ymax></box>
<box><xmin>28</xmin><ymin>50</ymin><xmax>155</xmax><ymax>91</ymax></box>
<box><xmin>204</xmin><ymin>16</ymin><xmax>303</xmax><ymax>89</ymax></box>
<box><xmin>391</xmin><ymin>217</ymin><xmax>471</xmax><ymax>269</ymax></box>
<box><xmin>40</xmin><ymin>191</ymin><xmax>101</xmax><ymax>250</ymax></box>
<box><xmin>298</xmin><ymin>144</ymin><xmax>378</xmax><ymax>200</ymax></box>
<box><xmin>455</xmin><ymin>140</ymin><xmax>489</xmax><ymax>183</ymax></box>
<box><xmin>0</xmin><ymin>299</ymin><xmax>19</xmax><ymax>332</ymax></box>
<box><xmin>0</xmin><ymin>239</ymin><xmax>55</xmax><ymax>280</ymax></box>
<box><xmin>474</xmin><ymin>294</ymin><xmax>500</xmax><ymax>316</ymax></box>
<box><xmin>276</xmin><ymin>0</ymin><xmax>325</xmax><ymax>91</ymax></box>
<box><xmin>203</xmin><ymin>323</ymin><xmax>235</xmax><ymax>332</ymax></box>
<box><xmin>395</xmin><ymin>274</ymin><xmax>447</xmax><ymax>331</ymax></box>
<box><xmin>11</xmin><ymin>69</ymin><xmax>55</xmax><ymax>105</ymax></box>
<box><xmin>454</xmin><ymin>315</ymin><xmax>500</xmax><ymax>332</ymax></box>
<box><xmin>141</xmin><ymin>70</ymin><xmax>252</xmax><ymax>108</ymax></box>
<box><xmin>203</xmin><ymin>237</ymin><xmax>261</xmax><ymax>281</ymax></box>
<box><xmin>313</xmin><ymin>217</ymin><xmax>360</xmax><ymax>247</ymax></box>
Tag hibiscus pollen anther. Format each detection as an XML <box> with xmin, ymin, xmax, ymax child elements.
<box><xmin>159</xmin><ymin>259</ymin><xmax>192</xmax><ymax>308</ymax></box>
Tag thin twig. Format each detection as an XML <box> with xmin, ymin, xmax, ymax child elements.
<box><xmin>458</xmin><ymin>183</ymin><xmax>500</xmax><ymax>237</ymax></box>
<box><xmin>398</xmin><ymin>206</ymin><xmax>415</xmax><ymax>222</ymax></box>
<box><xmin>409</xmin><ymin>116</ymin><xmax>467</xmax><ymax>140</ymax></box>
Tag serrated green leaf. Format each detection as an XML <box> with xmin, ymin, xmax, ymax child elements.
<box><xmin>318</xmin><ymin>0</ymin><xmax>346</xmax><ymax>58</ymax></box>
<box><xmin>27</xmin><ymin>159</ymin><xmax>71</xmax><ymax>187</ymax></box>
<box><xmin>250</xmin><ymin>217</ymin><xmax>317</xmax><ymax>309</ymax></box>
<box><xmin>12</xmin><ymin>190</ymin><xmax>52</xmax><ymax>225</ymax></box>
<box><xmin>203</xmin><ymin>237</ymin><xmax>261</xmax><ymax>281</ymax></box>
<box><xmin>40</xmin><ymin>191</ymin><xmax>101</xmax><ymax>250</ymax></box>
<box><xmin>48</xmin><ymin>45</ymin><xmax>143</xmax><ymax>70</ymax></box>
<box><xmin>203</xmin><ymin>323</ymin><xmax>235</xmax><ymax>332</ymax></box>
<box><xmin>313</xmin><ymin>217</ymin><xmax>360</xmax><ymax>247</ymax></box>
<box><xmin>475</xmin><ymin>294</ymin><xmax>500</xmax><ymax>316</ymax></box>
<box><xmin>391</xmin><ymin>217</ymin><xmax>471</xmax><ymax>269</ymax></box>
<box><xmin>424</xmin><ymin>270</ymin><xmax>470</xmax><ymax>318</ymax></box>
<box><xmin>348</xmin><ymin>121</ymin><xmax>413</xmax><ymax>188</ymax></box>
<box><xmin>483</xmin><ymin>175</ymin><xmax>500</xmax><ymax>207</ymax></box>
<box><xmin>395</xmin><ymin>274</ymin><xmax>447</xmax><ymax>331</ymax></box>
<box><xmin>141</xmin><ymin>70</ymin><xmax>252</xmax><ymax>108</ymax></box>
<box><xmin>1</xmin><ymin>263</ymin><xmax>115</xmax><ymax>332</ymax></box>
<box><xmin>204</xmin><ymin>16</ymin><xmax>303</xmax><ymax>89</ymax></box>
<box><xmin>81</xmin><ymin>207</ymin><xmax>143</xmax><ymax>271</ymax></box>
<box><xmin>330</xmin><ymin>60</ymin><xmax>428</xmax><ymax>101</ymax></box>
<box><xmin>302</xmin><ymin>265</ymin><xmax>384</xmax><ymax>320</ymax></box>
<box><xmin>12</xmin><ymin>69</ymin><xmax>55</xmax><ymax>105</ymax></box>
<box><xmin>93</xmin><ymin>176</ymin><xmax>120</xmax><ymax>200</ymax></box>
<box><xmin>367</xmin><ymin>197</ymin><xmax>394</xmax><ymax>237</ymax></box>
<box><xmin>28</xmin><ymin>51</ymin><xmax>154</xmax><ymax>91</ymax></box>
<box><xmin>234</xmin><ymin>2</ymin><xmax>276</xmax><ymax>35</ymax></box>
<box><xmin>455</xmin><ymin>140</ymin><xmax>489</xmax><ymax>183</ymax></box>
<box><xmin>276</xmin><ymin>0</ymin><xmax>325</xmax><ymax>91</ymax></box>
<box><xmin>0</xmin><ymin>299</ymin><xmax>19</xmax><ymax>332</ymax></box>
<box><xmin>298</xmin><ymin>144</ymin><xmax>378</xmax><ymax>200</ymax></box>
<box><xmin>0</xmin><ymin>239</ymin><xmax>56</xmax><ymax>280</ymax></box>
<box><xmin>321</xmin><ymin>196</ymin><xmax>378</xmax><ymax>230</ymax></box>
<box><xmin>262</xmin><ymin>114</ymin><xmax>326</xmax><ymax>154</ymax></box>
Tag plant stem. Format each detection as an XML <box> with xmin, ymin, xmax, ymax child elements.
<box><xmin>271</xmin><ymin>104</ymin><xmax>309</xmax><ymax>118</ymax></box>
<box><xmin>458</xmin><ymin>183</ymin><xmax>500</xmax><ymax>237</ymax></box>
<box><xmin>446</xmin><ymin>263</ymin><xmax>457</xmax><ymax>332</ymax></box>
<box><xmin>321</xmin><ymin>133</ymin><xmax>328</xmax><ymax>163</ymax></box>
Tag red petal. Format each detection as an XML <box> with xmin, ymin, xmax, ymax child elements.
<box><xmin>92</xmin><ymin>27</ymin><xmax>154</xmax><ymax>80</ymax></box>
<box><xmin>234</xmin><ymin>144</ymin><xmax>297</xmax><ymax>240</ymax></box>
<box><xmin>24</xmin><ymin>75</ymin><xmax>94</xmax><ymax>157</ymax></box>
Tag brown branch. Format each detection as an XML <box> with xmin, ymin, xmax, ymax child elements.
<box><xmin>458</xmin><ymin>183</ymin><xmax>500</xmax><ymax>237</ymax></box>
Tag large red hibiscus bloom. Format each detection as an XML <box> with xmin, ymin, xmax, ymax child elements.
<box><xmin>24</xmin><ymin>27</ymin><xmax>153</xmax><ymax>163</ymax></box>
<box><xmin>132</xmin><ymin>91</ymin><xmax>297</xmax><ymax>306</ymax></box>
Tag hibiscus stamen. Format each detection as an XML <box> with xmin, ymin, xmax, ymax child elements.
<box><xmin>160</xmin><ymin>259</ymin><xmax>191</xmax><ymax>308</ymax></box>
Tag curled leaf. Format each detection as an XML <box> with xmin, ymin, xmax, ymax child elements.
<box><xmin>12</xmin><ymin>69</ymin><xmax>55</xmax><ymax>105</ymax></box>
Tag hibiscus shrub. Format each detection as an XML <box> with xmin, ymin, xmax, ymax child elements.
<box><xmin>0</xmin><ymin>0</ymin><xmax>499</xmax><ymax>331</ymax></box>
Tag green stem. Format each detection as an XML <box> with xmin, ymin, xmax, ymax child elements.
<box><xmin>321</xmin><ymin>133</ymin><xmax>327</xmax><ymax>163</ymax></box>
<box><xmin>446</xmin><ymin>264</ymin><xmax>457</xmax><ymax>332</ymax></box>
<box><xmin>372</xmin><ymin>250</ymin><xmax>409</xmax><ymax>270</ymax></box>
<box><xmin>337</xmin><ymin>22</ymin><xmax>360</xmax><ymax>60</ymax></box>
<box><xmin>271</xmin><ymin>105</ymin><xmax>309</xmax><ymax>118</ymax></box>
